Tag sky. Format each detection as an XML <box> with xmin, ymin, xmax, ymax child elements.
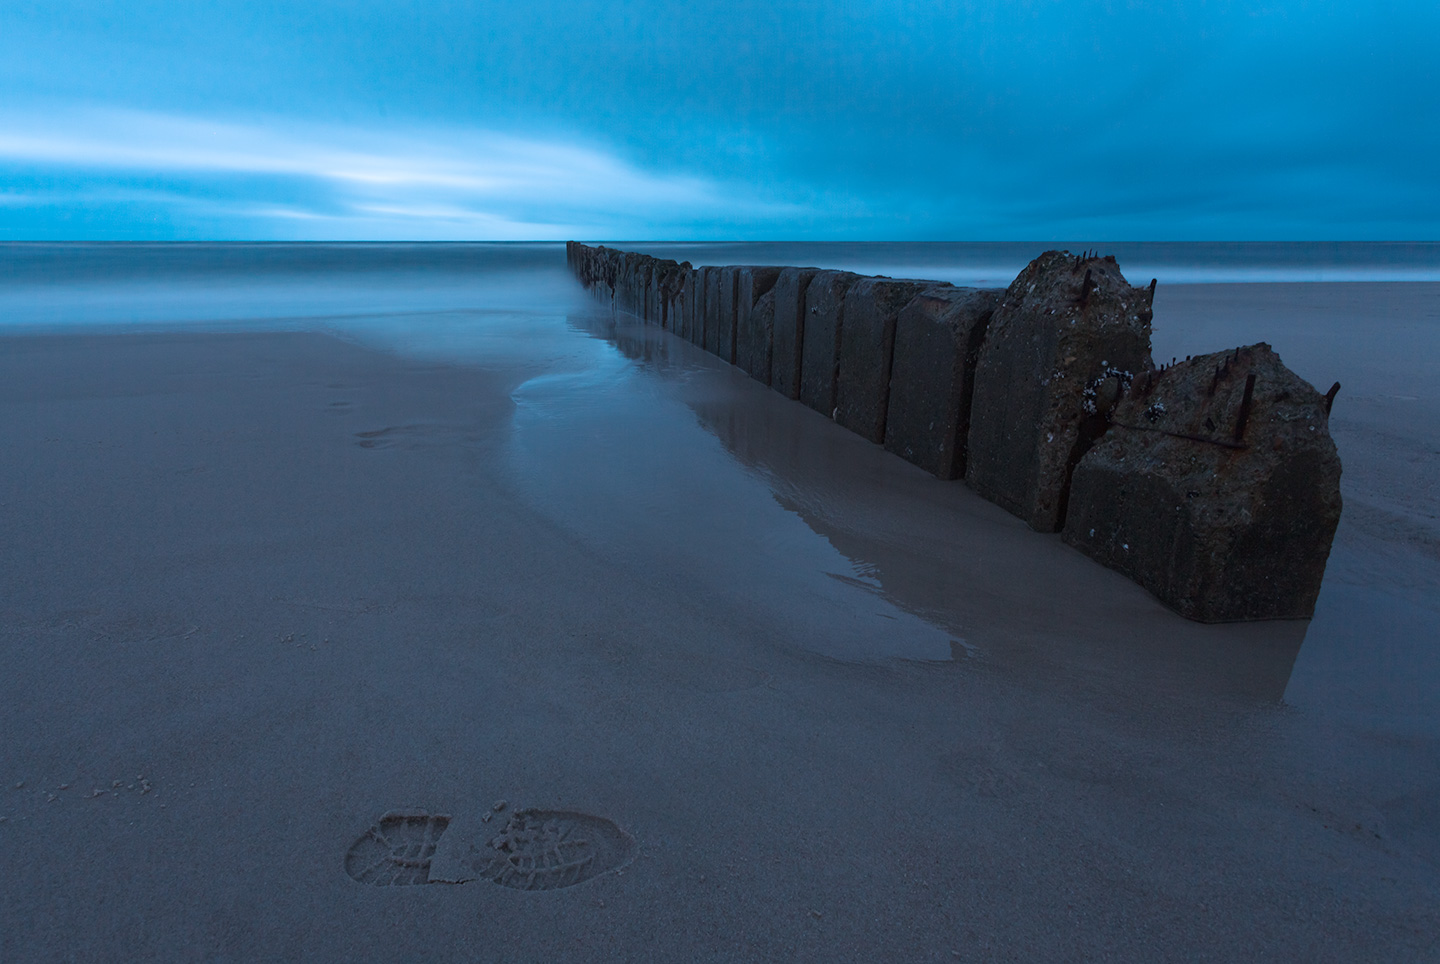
<box><xmin>0</xmin><ymin>0</ymin><xmax>1435</xmax><ymax>241</ymax></box>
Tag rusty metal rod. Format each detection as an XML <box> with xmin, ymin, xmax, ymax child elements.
<box><xmin>1234</xmin><ymin>372</ymin><xmax>1256</xmax><ymax>442</ymax></box>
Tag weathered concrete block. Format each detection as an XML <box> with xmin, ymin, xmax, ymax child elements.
<box><xmin>636</xmin><ymin>255</ymin><xmax>654</xmax><ymax>319</ymax></box>
<box><xmin>615</xmin><ymin>251</ymin><xmax>635</xmax><ymax>314</ymax></box>
<box><xmin>616</xmin><ymin>252</ymin><xmax>634</xmax><ymax>314</ymax></box>
<box><xmin>716</xmin><ymin>267</ymin><xmax>739</xmax><ymax>364</ymax></box>
<box><xmin>743</xmin><ymin>288</ymin><xmax>777</xmax><ymax>384</ymax></box>
<box><xmin>599</xmin><ymin>247</ymin><xmax>618</xmax><ymax>305</ymax></box>
<box><xmin>637</xmin><ymin>255</ymin><xmax>651</xmax><ymax>317</ymax></box>
<box><xmin>735</xmin><ymin>266</ymin><xmax>783</xmax><ymax>382</ymax></box>
<box><xmin>644</xmin><ymin>258</ymin><xmax>675</xmax><ymax>329</ymax></box>
<box><xmin>1062</xmin><ymin>343</ymin><xmax>1342</xmax><ymax>621</ymax></box>
<box><xmin>703</xmin><ymin>267</ymin><xmax>723</xmax><ymax>355</ymax></box>
<box><xmin>722</xmin><ymin>265</ymin><xmax>770</xmax><ymax>366</ymax></box>
<box><xmin>693</xmin><ymin>267</ymin><xmax>712</xmax><ymax>346</ymax></box>
<box><xmin>799</xmin><ymin>270</ymin><xmax>863</xmax><ymax>417</ymax></box>
<box><xmin>645</xmin><ymin>261</ymin><xmax>661</xmax><ymax>325</ymax></box>
<box><xmin>575</xmin><ymin>243</ymin><xmax>594</xmax><ymax>292</ymax></box>
<box><xmin>579</xmin><ymin>245</ymin><xmax>603</xmax><ymax>301</ymax></box>
<box><xmin>834</xmin><ymin>278</ymin><xmax>925</xmax><ymax>443</ymax></box>
<box><xmin>966</xmin><ymin>251</ymin><xmax>1154</xmax><ymax>532</ymax></box>
<box><xmin>769</xmin><ymin>268</ymin><xmax>820</xmax><ymax>399</ymax></box>
<box><xmin>884</xmin><ymin>285</ymin><xmax>1002</xmax><ymax>479</ymax></box>
<box><xmin>681</xmin><ymin>269</ymin><xmax>697</xmax><ymax>341</ymax></box>
<box><xmin>661</xmin><ymin>261</ymin><xmax>689</xmax><ymax>331</ymax></box>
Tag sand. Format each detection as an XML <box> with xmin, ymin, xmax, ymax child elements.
<box><xmin>1</xmin><ymin>282</ymin><xmax>1437</xmax><ymax>961</ymax></box>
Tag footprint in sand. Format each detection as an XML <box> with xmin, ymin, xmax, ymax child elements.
<box><xmin>466</xmin><ymin>809</ymin><xmax>636</xmax><ymax>891</ymax></box>
<box><xmin>346</xmin><ymin>807</ymin><xmax>635</xmax><ymax>891</ymax></box>
<box><xmin>344</xmin><ymin>811</ymin><xmax>452</xmax><ymax>886</ymax></box>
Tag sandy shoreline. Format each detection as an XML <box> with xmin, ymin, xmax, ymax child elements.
<box><xmin>2</xmin><ymin>282</ymin><xmax>1438</xmax><ymax>959</ymax></box>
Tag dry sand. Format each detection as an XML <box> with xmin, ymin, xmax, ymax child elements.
<box><xmin>1</xmin><ymin>282</ymin><xmax>1437</xmax><ymax>961</ymax></box>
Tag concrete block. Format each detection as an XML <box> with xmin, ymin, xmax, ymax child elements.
<box><xmin>645</xmin><ymin>261</ymin><xmax>660</xmax><ymax>325</ymax></box>
<box><xmin>645</xmin><ymin>261</ymin><xmax>660</xmax><ymax>324</ymax></box>
<box><xmin>703</xmin><ymin>267</ymin><xmax>722</xmax><ymax>354</ymax></box>
<box><xmin>799</xmin><ymin>270</ymin><xmax>863</xmax><ymax>417</ymax></box>
<box><xmin>743</xmin><ymin>289</ymin><xmax>777</xmax><ymax>384</ymax></box>
<box><xmin>599</xmin><ymin>247</ymin><xmax>618</xmax><ymax>305</ymax></box>
<box><xmin>637</xmin><ymin>257</ymin><xmax>654</xmax><ymax>320</ymax></box>
<box><xmin>735</xmin><ymin>266</ymin><xmax>783</xmax><ymax>382</ymax></box>
<box><xmin>1062</xmin><ymin>343</ymin><xmax>1342</xmax><ymax>621</ymax></box>
<box><xmin>634</xmin><ymin>255</ymin><xmax>653</xmax><ymax>319</ymax></box>
<box><xmin>692</xmin><ymin>268</ymin><xmax>706</xmax><ymax>344</ymax></box>
<box><xmin>643</xmin><ymin>258</ymin><xmax>682</xmax><ymax>330</ymax></box>
<box><xmin>614</xmin><ymin>251</ymin><xmax>634</xmax><ymax>314</ymax></box>
<box><xmin>681</xmin><ymin>269</ymin><xmax>697</xmax><ymax>341</ymax></box>
<box><xmin>574</xmin><ymin>243</ymin><xmax>592</xmax><ymax>290</ymax></box>
<box><xmin>686</xmin><ymin>266</ymin><xmax>701</xmax><ymax>344</ymax></box>
<box><xmin>691</xmin><ymin>267</ymin><xmax>710</xmax><ymax>345</ymax></box>
<box><xmin>578</xmin><ymin>244</ymin><xmax>599</xmax><ymax>299</ymax></box>
<box><xmin>769</xmin><ymin>268</ymin><xmax>820</xmax><ymax>399</ymax></box>
<box><xmin>661</xmin><ymin>261</ymin><xmax>689</xmax><ymax>331</ymax></box>
<box><xmin>966</xmin><ymin>251</ymin><xmax>1154</xmax><ymax>532</ymax></box>
<box><xmin>616</xmin><ymin>252</ymin><xmax>630</xmax><ymax>311</ymax></box>
<box><xmin>834</xmin><ymin>277</ymin><xmax>925</xmax><ymax>443</ymax></box>
<box><xmin>717</xmin><ymin>267</ymin><xmax>740</xmax><ymax>364</ymax></box>
<box><xmin>637</xmin><ymin>256</ymin><xmax>651</xmax><ymax>318</ymax></box>
<box><xmin>884</xmin><ymin>285</ymin><xmax>1002</xmax><ymax>479</ymax></box>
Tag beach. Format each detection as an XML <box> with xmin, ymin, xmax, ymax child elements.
<box><xmin>1</xmin><ymin>244</ymin><xmax>1437</xmax><ymax>961</ymax></box>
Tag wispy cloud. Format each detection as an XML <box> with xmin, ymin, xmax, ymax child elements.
<box><xmin>0</xmin><ymin>106</ymin><xmax>805</xmax><ymax>239</ymax></box>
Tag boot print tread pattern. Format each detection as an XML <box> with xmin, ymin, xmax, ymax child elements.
<box><xmin>345</xmin><ymin>811</ymin><xmax>451</xmax><ymax>886</ymax></box>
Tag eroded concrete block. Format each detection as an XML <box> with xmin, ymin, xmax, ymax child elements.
<box><xmin>575</xmin><ymin>244</ymin><xmax>607</xmax><ymax>300</ymax></box>
<box><xmin>966</xmin><ymin>251</ymin><xmax>1154</xmax><ymax>532</ymax></box>
<box><xmin>800</xmin><ymin>270</ymin><xmax>863</xmax><ymax>417</ymax></box>
<box><xmin>618</xmin><ymin>251</ymin><xmax>640</xmax><ymax>315</ymax></box>
<box><xmin>681</xmin><ymin>269</ymin><xmax>698</xmax><ymax>341</ymax></box>
<box><xmin>661</xmin><ymin>261</ymin><xmax>690</xmax><ymax>331</ymax></box>
<box><xmin>597</xmin><ymin>247</ymin><xmax>619</xmax><ymax>305</ymax></box>
<box><xmin>703</xmin><ymin>267</ymin><xmax>722</xmax><ymax>355</ymax></box>
<box><xmin>646</xmin><ymin>258</ymin><xmax>676</xmax><ymax>329</ymax></box>
<box><xmin>689</xmin><ymin>267</ymin><xmax>704</xmax><ymax>344</ymax></box>
<box><xmin>743</xmin><ymin>288</ymin><xmax>777</xmax><ymax>384</ymax></box>
<box><xmin>884</xmin><ymin>285</ymin><xmax>1003</xmax><ymax>479</ymax></box>
<box><xmin>769</xmin><ymin>268</ymin><xmax>818</xmax><ymax>399</ymax></box>
<box><xmin>717</xmin><ymin>267</ymin><xmax>740</xmax><ymax>364</ymax></box>
<box><xmin>639</xmin><ymin>255</ymin><xmax>655</xmax><ymax>318</ymax></box>
<box><xmin>1062</xmin><ymin>343</ymin><xmax>1342</xmax><ymax>621</ymax></box>
<box><xmin>735</xmin><ymin>266</ymin><xmax>783</xmax><ymax>383</ymax></box>
<box><xmin>646</xmin><ymin>261</ymin><xmax>662</xmax><ymax>326</ymax></box>
<box><xmin>834</xmin><ymin>278</ymin><xmax>925</xmax><ymax>443</ymax></box>
<box><xmin>638</xmin><ymin>256</ymin><xmax>655</xmax><ymax>320</ymax></box>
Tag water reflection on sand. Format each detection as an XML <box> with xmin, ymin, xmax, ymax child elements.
<box><xmin>572</xmin><ymin>308</ymin><xmax>1310</xmax><ymax>704</ymax></box>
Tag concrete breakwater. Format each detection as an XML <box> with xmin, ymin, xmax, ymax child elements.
<box><xmin>566</xmin><ymin>241</ymin><xmax>1342</xmax><ymax>623</ymax></box>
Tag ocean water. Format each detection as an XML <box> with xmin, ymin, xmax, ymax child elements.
<box><xmin>3</xmin><ymin>240</ymin><xmax>1438</xmax><ymax>733</ymax></box>
<box><xmin>5</xmin><ymin>239</ymin><xmax>1436</xmax><ymax>412</ymax></box>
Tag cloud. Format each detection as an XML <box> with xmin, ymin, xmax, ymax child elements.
<box><xmin>0</xmin><ymin>106</ymin><xmax>807</xmax><ymax>239</ymax></box>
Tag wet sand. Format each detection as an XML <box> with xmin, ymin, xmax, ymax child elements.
<box><xmin>2</xmin><ymin>281</ymin><xmax>1438</xmax><ymax>960</ymax></box>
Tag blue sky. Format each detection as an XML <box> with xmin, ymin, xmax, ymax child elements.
<box><xmin>1</xmin><ymin>1</ymin><xmax>1435</xmax><ymax>240</ymax></box>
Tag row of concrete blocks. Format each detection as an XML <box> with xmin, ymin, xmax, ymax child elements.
<box><xmin>566</xmin><ymin>242</ymin><xmax>1342</xmax><ymax>623</ymax></box>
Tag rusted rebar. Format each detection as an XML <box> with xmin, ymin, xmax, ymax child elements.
<box><xmin>1234</xmin><ymin>372</ymin><xmax>1256</xmax><ymax>442</ymax></box>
